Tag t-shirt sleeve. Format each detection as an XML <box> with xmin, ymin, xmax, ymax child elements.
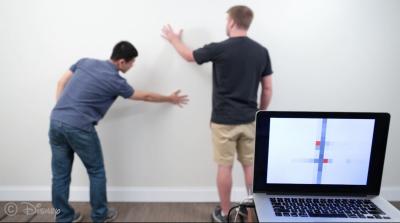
<box><xmin>117</xmin><ymin>79</ymin><xmax>135</xmax><ymax>99</ymax></box>
<box><xmin>262</xmin><ymin>49</ymin><xmax>273</xmax><ymax>77</ymax></box>
<box><xmin>193</xmin><ymin>43</ymin><xmax>220</xmax><ymax>65</ymax></box>
<box><xmin>69</xmin><ymin>58</ymin><xmax>86</xmax><ymax>73</ymax></box>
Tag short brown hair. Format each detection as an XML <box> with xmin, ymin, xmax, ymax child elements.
<box><xmin>227</xmin><ymin>5</ymin><xmax>254</xmax><ymax>30</ymax></box>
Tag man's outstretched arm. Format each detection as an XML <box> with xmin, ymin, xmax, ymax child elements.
<box><xmin>161</xmin><ymin>24</ymin><xmax>194</xmax><ymax>62</ymax></box>
<box><xmin>130</xmin><ymin>89</ymin><xmax>189</xmax><ymax>108</ymax></box>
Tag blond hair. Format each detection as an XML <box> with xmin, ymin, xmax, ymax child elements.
<box><xmin>227</xmin><ymin>5</ymin><xmax>254</xmax><ymax>30</ymax></box>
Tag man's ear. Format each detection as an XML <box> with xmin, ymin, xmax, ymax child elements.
<box><xmin>117</xmin><ymin>59</ymin><xmax>128</xmax><ymax>69</ymax></box>
<box><xmin>119</xmin><ymin>59</ymin><xmax>127</xmax><ymax>65</ymax></box>
<box><xmin>229</xmin><ymin>19</ymin><xmax>235</xmax><ymax>29</ymax></box>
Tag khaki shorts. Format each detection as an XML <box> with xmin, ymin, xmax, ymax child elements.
<box><xmin>210</xmin><ymin>122</ymin><xmax>256</xmax><ymax>166</ymax></box>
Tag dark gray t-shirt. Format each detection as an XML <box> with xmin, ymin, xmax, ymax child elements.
<box><xmin>193</xmin><ymin>36</ymin><xmax>273</xmax><ymax>124</ymax></box>
<box><xmin>51</xmin><ymin>58</ymin><xmax>134</xmax><ymax>131</ymax></box>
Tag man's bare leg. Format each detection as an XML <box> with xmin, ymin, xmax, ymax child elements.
<box><xmin>217</xmin><ymin>165</ymin><xmax>233</xmax><ymax>216</ymax></box>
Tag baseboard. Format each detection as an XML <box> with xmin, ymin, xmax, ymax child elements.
<box><xmin>0</xmin><ymin>186</ymin><xmax>399</xmax><ymax>202</ymax></box>
<box><xmin>0</xmin><ymin>186</ymin><xmax>247</xmax><ymax>202</ymax></box>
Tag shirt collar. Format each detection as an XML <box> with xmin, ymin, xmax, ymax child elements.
<box><xmin>106</xmin><ymin>60</ymin><xmax>118</xmax><ymax>72</ymax></box>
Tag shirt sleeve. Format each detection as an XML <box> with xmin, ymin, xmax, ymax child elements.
<box><xmin>117</xmin><ymin>79</ymin><xmax>135</xmax><ymax>99</ymax></box>
<box><xmin>193</xmin><ymin>43</ymin><xmax>220</xmax><ymax>65</ymax></box>
<box><xmin>262</xmin><ymin>49</ymin><xmax>273</xmax><ymax>77</ymax></box>
<box><xmin>69</xmin><ymin>58</ymin><xmax>86</xmax><ymax>73</ymax></box>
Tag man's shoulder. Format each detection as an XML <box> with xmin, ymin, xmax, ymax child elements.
<box><xmin>222</xmin><ymin>37</ymin><xmax>268</xmax><ymax>51</ymax></box>
<box><xmin>199</xmin><ymin>37</ymin><xmax>252</xmax><ymax>49</ymax></box>
<box><xmin>218</xmin><ymin>38</ymin><xmax>239</xmax><ymax>47</ymax></box>
<box><xmin>199</xmin><ymin>40</ymin><xmax>226</xmax><ymax>49</ymax></box>
<box><xmin>245</xmin><ymin>37</ymin><xmax>268</xmax><ymax>51</ymax></box>
<box><xmin>81</xmin><ymin>58</ymin><xmax>118</xmax><ymax>72</ymax></box>
<box><xmin>77</xmin><ymin>58</ymin><xmax>109</xmax><ymax>65</ymax></box>
<box><xmin>198</xmin><ymin>39</ymin><xmax>237</xmax><ymax>52</ymax></box>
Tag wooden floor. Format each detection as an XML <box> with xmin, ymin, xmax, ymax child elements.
<box><xmin>1</xmin><ymin>201</ymin><xmax>399</xmax><ymax>222</ymax></box>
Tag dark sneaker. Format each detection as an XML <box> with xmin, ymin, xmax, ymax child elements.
<box><xmin>104</xmin><ymin>207</ymin><xmax>118</xmax><ymax>222</ymax></box>
<box><xmin>72</xmin><ymin>212</ymin><xmax>83</xmax><ymax>223</ymax></box>
<box><xmin>211</xmin><ymin>206</ymin><xmax>228</xmax><ymax>223</ymax></box>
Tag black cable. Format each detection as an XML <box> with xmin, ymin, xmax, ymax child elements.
<box><xmin>227</xmin><ymin>204</ymin><xmax>240</xmax><ymax>223</ymax></box>
<box><xmin>227</xmin><ymin>204</ymin><xmax>256</xmax><ymax>223</ymax></box>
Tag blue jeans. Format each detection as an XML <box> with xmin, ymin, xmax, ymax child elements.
<box><xmin>49</xmin><ymin>120</ymin><xmax>108</xmax><ymax>222</ymax></box>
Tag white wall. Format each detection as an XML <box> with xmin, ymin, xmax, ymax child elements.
<box><xmin>0</xmin><ymin>0</ymin><xmax>399</xmax><ymax>201</ymax></box>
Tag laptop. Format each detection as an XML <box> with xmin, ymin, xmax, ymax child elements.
<box><xmin>253</xmin><ymin>111</ymin><xmax>400</xmax><ymax>222</ymax></box>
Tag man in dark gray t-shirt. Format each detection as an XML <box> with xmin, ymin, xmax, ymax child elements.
<box><xmin>49</xmin><ymin>41</ymin><xmax>188</xmax><ymax>222</ymax></box>
<box><xmin>162</xmin><ymin>5</ymin><xmax>273</xmax><ymax>222</ymax></box>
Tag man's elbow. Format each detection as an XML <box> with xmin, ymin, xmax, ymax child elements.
<box><xmin>137</xmin><ymin>94</ymin><xmax>152</xmax><ymax>102</ymax></box>
<box><xmin>185</xmin><ymin>57</ymin><xmax>195</xmax><ymax>62</ymax></box>
<box><xmin>262</xmin><ymin>87</ymin><xmax>272</xmax><ymax>96</ymax></box>
<box><xmin>261</xmin><ymin>88</ymin><xmax>273</xmax><ymax>102</ymax></box>
<box><xmin>143</xmin><ymin>95</ymin><xmax>154</xmax><ymax>102</ymax></box>
<box><xmin>140</xmin><ymin>93</ymin><xmax>155</xmax><ymax>102</ymax></box>
<box><xmin>57</xmin><ymin>80</ymin><xmax>67</xmax><ymax>88</ymax></box>
<box><xmin>184</xmin><ymin>52</ymin><xmax>195</xmax><ymax>62</ymax></box>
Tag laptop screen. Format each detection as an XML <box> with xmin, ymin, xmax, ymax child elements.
<box><xmin>267</xmin><ymin>118</ymin><xmax>375</xmax><ymax>185</ymax></box>
<box><xmin>253</xmin><ymin>112</ymin><xmax>391</xmax><ymax>195</ymax></box>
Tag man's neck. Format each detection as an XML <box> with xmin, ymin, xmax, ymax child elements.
<box><xmin>109</xmin><ymin>59</ymin><xmax>118</xmax><ymax>66</ymax></box>
<box><xmin>229</xmin><ymin>29</ymin><xmax>247</xmax><ymax>37</ymax></box>
<box><xmin>109</xmin><ymin>60</ymin><xmax>120</xmax><ymax>71</ymax></box>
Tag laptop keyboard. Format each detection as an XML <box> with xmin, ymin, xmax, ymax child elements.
<box><xmin>270</xmin><ymin>198</ymin><xmax>391</xmax><ymax>219</ymax></box>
